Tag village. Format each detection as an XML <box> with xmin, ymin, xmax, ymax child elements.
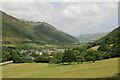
<box><xmin>20</xmin><ymin>49</ymin><xmax>65</xmax><ymax>60</ymax></box>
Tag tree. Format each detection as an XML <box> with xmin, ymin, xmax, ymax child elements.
<box><xmin>73</xmin><ymin>50</ymin><xmax>86</xmax><ymax>64</ymax></box>
<box><xmin>2</xmin><ymin>54</ymin><xmax>7</xmax><ymax>62</ymax></box>
<box><xmin>105</xmin><ymin>52</ymin><xmax>112</xmax><ymax>59</ymax></box>
<box><xmin>76</xmin><ymin>56</ymin><xmax>85</xmax><ymax>64</ymax></box>
<box><xmin>11</xmin><ymin>50</ymin><xmax>24</xmax><ymax>63</ymax></box>
<box><xmin>42</xmin><ymin>52</ymin><xmax>50</xmax><ymax>57</ymax></box>
<box><xmin>85</xmin><ymin>42</ymin><xmax>93</xmax><ymax>49</ymax></box>
<box><xmin>49</xmin><ymin>58</ymin><xmax>58</xmax><ymax>64</ymax></box>
<box><xmin>85</xmin><ymin>55</ymin><xmax>95</xmax><ymax>62</ymax></box>
<box><xmin>105</xmin><ymin>37</ymin><xmax>113</xmax><ymax>44</ymax></box>
<box><xmin>52</xmin><ymin>51</ymin><xmax>63</xmax><ymax>64</ymax></box>
<box><xmin>62</xmin><ymin>49</ymin><xmax>76</xmax><ymax>64</ymax></box>
<box><xmin>73</xmin><ymin>50</ymin><xmax>81</xmax><ymax>56</ymax></box>
<box><xmin>85</xmin><ymin>50</ymin><xmax>103</xmax><ymax>62</ymax></box>
<box><xmin>49</xmin><ymin>51</ymin><xmax>63</xmax><ymax>64</ymax></box>
<box><xmin>2</xmin><ymin>50</ymin><xmax>11</xmax><ymax>62</ymax></box>
<box><xmin>97</xmin><ymin>44</ymin><xmax>110</xmax><ymax>52</ymax></box>
<box><xmin>111</xmin><ymin>44</ymin><xmax>120</xmax><ymax>57</ymax></box>
<box><xmin>2</xmin><ymin>47</ymin><xmax>13</xmax><ymax>62</ymax></box>
<box><xmin>34</xmin><ymin>55</ymin><xmax>48</xmax><ymax>63</ymax></box>
<box><xmin>30</xmin><ymin>52</ymin><xmax>38</xmax><ymax>57</ymax></box>
<box><xmin>73</xmin><ymin>47</ymin><xmax>87</xmax><ymax>52</ymax></box>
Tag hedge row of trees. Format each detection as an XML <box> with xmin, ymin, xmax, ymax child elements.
<box><xmin>48</xmin><ymin>43</ymin><xmax>120</xmax><ymax>64</ymax></box>
<box><xmin>2</xmin><ymin>42</ymin><xmax>120</xmax><ymax>64</ymax></box>
<box><xmin>49</xmin><ymin>49</ymin><xmax>102</xmax><ymax>64</ymax></box>
<box><xmin>2</xmin><ymin>46</ymin><xmax>24</xmax><ymax>63</ymax></box>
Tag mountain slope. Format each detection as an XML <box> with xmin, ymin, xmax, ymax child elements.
<box><xmin>77</xmin><ymin>32</ymin><xmax>109</xmax><ymax>41</ymax></box>
<box><xmin>93</xmin><ymin>27</ymin><xmax>120</xmax><ymax>45</ymax></box>
<box><xmin>2</xmin><ymin>11</ymin><xmax>77</xmax><ymax>44</ymax></box>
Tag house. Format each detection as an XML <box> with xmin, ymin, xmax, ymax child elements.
<box><xmin>26</xmin><ymin>56</ymin><xmax>35</xmax><ymax>60</ymax></box>
<box><xmin>36</xmin><ymin>51</ymin><xmax>43</xmax><ymax>55</ymax></box>
<box><xmin>20</xmin><ymin>50</ymin><xmax>28</xmax><ymax>54</ymax></box>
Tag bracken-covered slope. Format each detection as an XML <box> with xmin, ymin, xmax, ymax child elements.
<box><xmin>2</xmin><ymin>11</ymin><xmax>77</xmax><ymax>44</ymax></box>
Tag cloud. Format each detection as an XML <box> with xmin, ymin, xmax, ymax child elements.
<box><xmin>0</xmin><ymin>0</ymin><xmax>119</xmax><ymax>2</ymax></box>
<box><xmin>1</xmin><ymin>2</ymin><xmax>118</xmax><ymax>36</ymax></box>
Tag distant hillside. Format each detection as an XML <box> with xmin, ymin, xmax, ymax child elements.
<box><xmin>2</xmin><ymin>11</ymin><xmax>77</xmax><ymax>44</ymax></box>
<box><xmin>94</xmin><ymin>27</ymin><xmax>120</xmax><ymax>45</ymax></box>
<box><xmin>77</xmin><ymin>32</ymin><xmax>109</xmax><ymax>41</ymax></box>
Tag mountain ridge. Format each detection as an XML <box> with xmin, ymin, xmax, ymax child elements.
<box><xmin>2</xmin><ymin>11</ymin><xmax>77</xmax><ymax>44</ymax></box>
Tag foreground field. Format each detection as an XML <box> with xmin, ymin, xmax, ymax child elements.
<box><xmin>2</xmin><ymin>58</ymin><xmax>118</xmax><ymax>78</ymax></box>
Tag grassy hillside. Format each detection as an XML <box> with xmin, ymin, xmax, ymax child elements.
<box><xmin>77</xmin><ymin>32</ymin><xmax>109</xmax><ymax>41</ymax></box>
<box><xmin>2</xmin><ymin>11</ymin><xmax>77</xmax><ymax>44</ymax></box>
<box><xmin>2</xmin><ymin>58</ymin><xmax>118</xmax><ymax>78</ymax></box>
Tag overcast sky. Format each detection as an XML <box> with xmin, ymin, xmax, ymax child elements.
<box><xmin>1</xmin><ymin>2</ymin><xmax>118</xmax><ymax>36</ymax></box>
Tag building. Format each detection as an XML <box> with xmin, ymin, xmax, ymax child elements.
<box><xmin>26</xmin><ymin>56</ymin><xmax>35</xmax><ymax>60</ymax></box>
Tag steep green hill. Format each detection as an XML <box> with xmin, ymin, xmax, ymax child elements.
<box><xmin>77</xmin><ymin>32</ymin><xmax>109</xmax><ymax>41</ymax></box>
<box><xmin>2</xmin><ymin>11</ymin><xmax>77</xmax><ymax>44</ymax></box>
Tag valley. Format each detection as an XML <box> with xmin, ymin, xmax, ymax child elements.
<box><xmin>1</xmin><ymin>11</ymin><xmax>120</xmax><ymax>79</ymax></box>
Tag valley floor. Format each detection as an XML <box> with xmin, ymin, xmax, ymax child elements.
<box><xmin>2</xmin><ymin>58</ymin><xmax>119</xmax><ymax>78</ymax></box>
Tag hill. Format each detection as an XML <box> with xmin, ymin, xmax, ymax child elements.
<box><xmin>2</xmin><ymin>11</ymin><xmax>77</xmax><ymax>44</ymax></box>
<box><xmin>93</xmin><ymin>27</ymin><xmax>120</xmax><ymax>45</ymax></box>
<box><xmin>77</xmin><ymin>32</ymin><xmax>109</xmax><ymax>41</ymax></box>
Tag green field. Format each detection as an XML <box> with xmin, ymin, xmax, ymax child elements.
<box><xmin>2</xmin><ymin>58</ymin><xmax>118</xmax><ymax>78</ymax></box>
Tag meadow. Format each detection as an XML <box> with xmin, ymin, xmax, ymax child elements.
<box><xmin>2</xmin><ymin>58</ymin><xmax>118</xmax><ymax>78</ymax></box>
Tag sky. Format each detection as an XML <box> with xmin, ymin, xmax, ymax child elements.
<box><xmin>1</xmin><ymin>1</ymin><xmax>118</xmax><ymax>37</ymax></box>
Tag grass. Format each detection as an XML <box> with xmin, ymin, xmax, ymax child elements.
<box><xmin>90</xmin><ymin>45</ymin><xmax>100</xmax><ymax>50</ymax></box>
<box><xmin>2</xmin><ymin>58</ymin><xmax>118</xmax><ymax>78</ymax></box>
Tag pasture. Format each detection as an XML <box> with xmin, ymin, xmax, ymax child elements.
<box><xmin>2</xmin><ymin>58</ymin><xmax>118</xmax><ymax>78</ymax></box>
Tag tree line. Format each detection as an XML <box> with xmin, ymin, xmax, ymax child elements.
<box><xmin>49</xmin><ymin>43</ymin><xmax>120</xmax><ymax>64</ymax></box>
<box><xmin>2</xmin><ymin>42</ymin><xmax>120</xmax><ymax>64</ymax></box>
